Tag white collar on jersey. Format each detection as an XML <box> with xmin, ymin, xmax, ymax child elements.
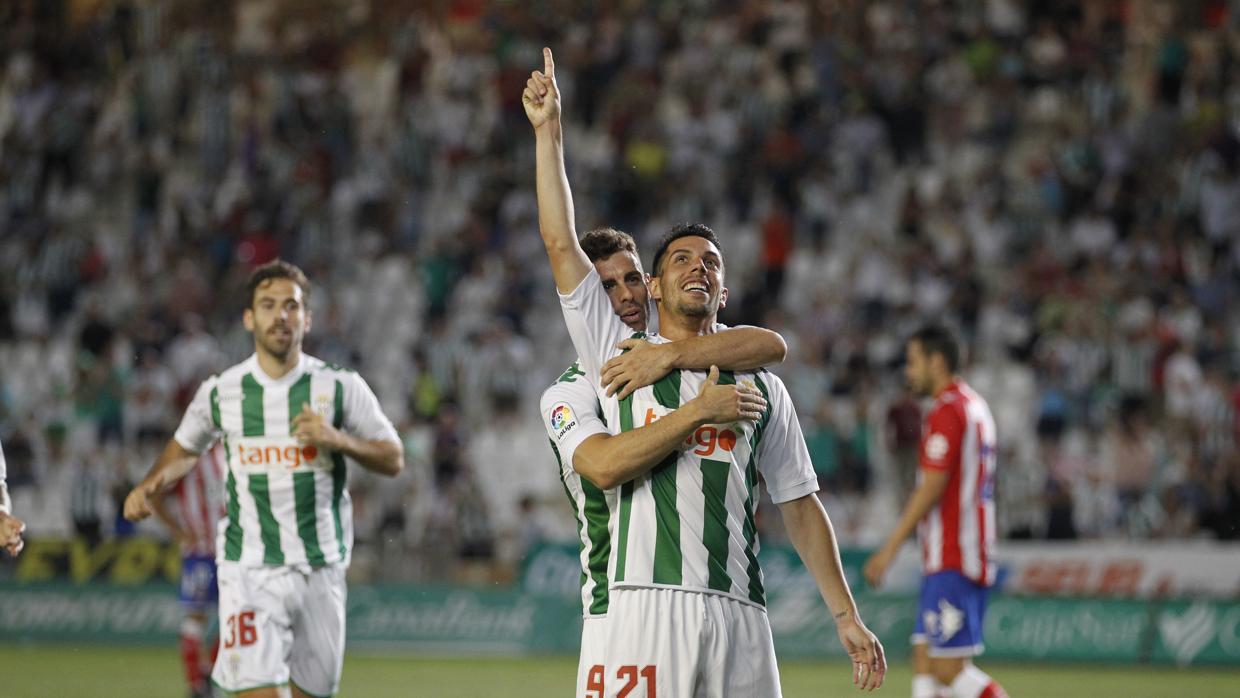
<box><xmin>246</xmin><ymin>352</ymin><xmax>311</xmax><ymax>387</ymax></box>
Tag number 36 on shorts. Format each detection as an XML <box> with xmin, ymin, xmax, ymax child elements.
<box><xmin>586</xmin><ymin>664</ymin><xmax>656</xmax><ymax>698</ymax></box>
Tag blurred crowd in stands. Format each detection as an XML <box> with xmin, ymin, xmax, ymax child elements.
<box><xmin>0</xmin><ymin>0</ymin><xmax>1238</xmax><ymax>583</ymax></box>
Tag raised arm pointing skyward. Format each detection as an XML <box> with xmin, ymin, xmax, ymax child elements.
<box><xmin>522</xmin><ymin>47</ymin><xmax>592</xmax><ymax>295</ymax></box>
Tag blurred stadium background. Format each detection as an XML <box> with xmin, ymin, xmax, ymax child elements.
<box><xmin>1</xmin><ymin>0</ymin><xmax>1239</xmax><ymax>695</ymax></box>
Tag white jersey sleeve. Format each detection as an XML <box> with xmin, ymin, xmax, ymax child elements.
<box><xmin>752</xmin><ymin>371</ymin><xmax>819</xmax><ymax>504</ymax></box>
<box><xmin>342</xmin><ymin>372</ymin><xmax>400</xmax><ymax>444</ymax></box>
<box><xmin>558</xmin><ymin>266</ymin><xmax>638</xmax><ymax>388</ymax></box>
<box><xmin>174</xmin><ymin>377</ymin><xmax>220</xmax><ymax>455</ymax></box>
<box><xmin>540</xmin><ymin>373</ymin><xmax>608</xmax><ymax>474</ymax></box>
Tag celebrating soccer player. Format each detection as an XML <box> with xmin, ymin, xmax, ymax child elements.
<box><xmin>538</xmin><ymin>227</ymin><xmax>784</xmax><ymax>694</ymax></box>
<box><xmin>864</xmin><ymin>326</ymin><xmax>1008</xmax><ymax>698</ymax></box>
<box><xmin>125</xmin><ymin>260</ymin><xmax>404</xmax><ymax>698</ymax></box>
<box><xmin>526</xmin><ymin>47</ymin><xmax>884</xmax><ymax>696</ymax></box>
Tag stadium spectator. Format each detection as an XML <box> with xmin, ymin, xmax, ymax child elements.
<box><xmin>0</xmin><ymin>0</ymin><xmax>1236</xmax><ymax>582</ymax></box>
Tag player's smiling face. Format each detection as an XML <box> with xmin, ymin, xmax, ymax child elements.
<box><xmin>652</xmin><ymin>235</ymin><xmax>727</xmax><ymax>319</ymax></box>
<box><xmin>244</xmin><ymin>278</ymin><xmax>310</xmax><ymax>361</ymax></box>
<box><xmin>595</xmin><ymin>250</ymin><xmax>650</xmax><ymax>331</ymax></box>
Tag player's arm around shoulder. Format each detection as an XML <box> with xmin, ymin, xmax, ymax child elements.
<box><xmin>600</xmin><ymin>326</ymin><xmax>788</xmax><ymax>400</ymax></box>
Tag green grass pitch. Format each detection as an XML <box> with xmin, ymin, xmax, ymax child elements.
<box><xmin>0</xmin><ymin>645</ymin><xmax>1235</xmax><ymax>697</ymax></box>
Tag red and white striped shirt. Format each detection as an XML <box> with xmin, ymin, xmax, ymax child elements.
<box><xmin>918</xmin><ymin>380</ymin><xmax>998</xmax><ymax>586</ymax></box>
<box><xmin>169</xmin><ymin>442</ymin><xmax>227</xmax><ymax>557</ymax></box>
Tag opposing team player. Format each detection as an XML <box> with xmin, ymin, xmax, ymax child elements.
<box><xmin>150</xmin><ymin>442</ymin><xmax>228</xmax><ymax>698</ymax></box>
<box><xmin>526</xmin><ymin>47</ymin><xmax>884</xmax><ymax>696</ymax></box>
<box><xmin>864</xmin><ymin>326</ymin><xmax>1008</xmax><ymax>698</ymax></box>
<box><xmin>541</xmin><ymin>228</ymin><xmax>781</xmax><ymax>696</ymax></box>
<box><xmin>0</xmin><ymin>438</ymin><xmax>25</xmax><ymax>556</ymax></box>
<box><xmin>125</xmin><ymin>260</ymin><xmax>403</xmax><ymax>698</ymax></box>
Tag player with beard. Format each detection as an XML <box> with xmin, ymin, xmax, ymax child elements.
<box><xmin>125</xmin><ymin>260</ymin><xmax>403</xmax><ymax>698</ymax></box>
<box><xmin>539</xmin><ymin>226</ymin><xmax>783</xmax><ymax>697</ymax></box>
<box><xmin>525</xmin><ymin>47</ymin><xmax>884</xmax><ymax>696</ymax></box>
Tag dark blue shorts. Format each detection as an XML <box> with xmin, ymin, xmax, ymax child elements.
<box><xmin>911</xmin><ymin>570</ymin><xmax>988</xmax><ymax>657</ymax></box>
<box><xmin>178</xmin><ymin>554</ymin><xmax>218</xmax><ymax>611</ymax></box>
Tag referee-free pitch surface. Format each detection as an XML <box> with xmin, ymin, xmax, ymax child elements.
<box><xmin>0</xmin><ymin>645</ymin><xmax>1235</xmax><ymax>697</ymax></box>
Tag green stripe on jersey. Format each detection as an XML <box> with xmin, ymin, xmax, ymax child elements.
<box><xmin>330</xmin><ymin>379</ymin><xmax>347</xmax><ymax>559</ymax></box>
<box><xmin>209</xmin><ymin>386</ymin><xmax>221</xmax><ymax>429</ymax></box>
<box><xmin>700</xmin><ymin>458</ymin><xmax>731</xmax><ymax>592</ymax></box>
<box><xmin>248</xmin><ymin>474</ymin><xmax>284</xmax><ymax>565</ymax></box>
<box><xmin>241</xmin><ymin>374</ymin><xmax>264</xmax><ymax>436</ymax></box>
<box><xmin>223</xmin><ymin>435</ymin><xmax>243</xmax><ymax>561</ymax></box>
<box><xmin>293</xmin><ymin>471</ymin><xmax>324</xmax><ymax>566</ymax></box>
<box><xmin>288</xmin><ymin>374</ymin><xmax>312</xmax><ymax>420</ymax></box>
<box><xmin>615</xmin><ymin>394</ymin><xmax>636</xmax><ymax>582</ymax></box>
<box><xmin>742</xmin><ymin>372</ymin><xmax>774</xmax><ymax>605</ymax></box>
<box><xmin>581</xmin><ymin>477</ymin><xmax>611</xmax><ymax>614</ymax></box>
<box><xmin>649</xmin><ymin>370</ymin><xmax>682</xmax><ymax>585</ymax></box>
<box><xmin>288</xmin><ymin>374</ymin><xmax>324</xmax><ymax>565</ymax></box>
<box><xmin>551</xmin><ymin>438</ymin><xmax>611</xmax><ymax>615</ymax></box>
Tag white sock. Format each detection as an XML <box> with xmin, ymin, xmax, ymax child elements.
<box><xmin>951</xmin><ymin>664</ymin><xmax>994</xmax><ymax>698</ymax></box>
<box><xmin>912</xmin><ymin>674</ymin><xmax>939</xmax><ymax>698</ymax></box>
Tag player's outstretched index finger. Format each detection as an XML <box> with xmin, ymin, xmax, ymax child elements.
<box><xmin>543</xmin><ymin>47</ymin><xmax>555</xmax><ymax>77</ymax></box>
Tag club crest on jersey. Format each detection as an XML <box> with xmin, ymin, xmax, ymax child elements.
<box><xmin>550</xmin><ymin>403</ymin><xmax>577</xmax><ymax>439</ymax></box>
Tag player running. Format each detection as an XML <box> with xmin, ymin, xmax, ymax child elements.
<box><xmin>526</xmin><ymin>47</ymin><xmax>884</xmax><ymax>696</ymax></box>
<box><xmin>125</xmin><ymin>260</ymin><xmax>404</xmax><ymax>698</ymax></box>
<box><xmin>864</xmin><ymin>326</ymin><xmax>1009</xmax><ymax>698</ymax></box>
<box><xmin>540</xmin><ymin>228</ymin><xmax>781</xmax><ymax>696</ymax></box>
<box><xmin>150</xmin><ymin>442</ymin><xmax>228</xmax><ymax>698</ymax></box>
<box><xmin>0</xmin><ymin>438</ymin><xmax>26</xmax><ymax>556</ymax></box>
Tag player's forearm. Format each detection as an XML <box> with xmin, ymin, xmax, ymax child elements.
<box><xmin>535</xmin><ymin>122</ymin><xmax>591</xmax><ymax>294</ymax></box>
<box><xmin>666</xmin><ymin>327</ymin><xmax>787</xmax><ymax>371</ymax></box>
<box><xmin>780</xmin><ymin>495</ymin><xmax>861</xmax><ymax>620</ymax></box>
<box><xmin>141</xmin><ymin>439</ymin><xmax>201</xmax><ymax>492</ymax></box>
<box><xmin>335</xmin><ymin>435</ymin><xmax>404</xmax><ymax>477</ymax></box>
<box><xmin>878</xmin><ymin>474</ymin><xmax>949</xmax><ymax>556</ymax></box>
<box><xmin>572</xmin><ymin>402</ymin><xmax>709</xmax><ymax>489</ymax></box>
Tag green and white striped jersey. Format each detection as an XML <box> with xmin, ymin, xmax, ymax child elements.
<box><xmin>558</xmin><ymin>267</ymin><xmax>818</xmax><ymax>608</ymax></box>
<box><xmin>540</xmin><ymin>361</ymin><xmax>614</xmax><ymax>618</ymax></box>
<box><xmin>603</xmin><ymin>357</ymin><xmax>815</xmax><ymax>606</ymax></box>
<box><xmin>174</xmin><ymin>354</ymin><xmax>400</xmax><ymax>567</ymax></box>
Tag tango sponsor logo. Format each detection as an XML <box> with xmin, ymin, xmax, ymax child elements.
<box><xmin>233</xmin><ymin>438</ymin><xmax>328</xmax><ymax>472</ymax></box>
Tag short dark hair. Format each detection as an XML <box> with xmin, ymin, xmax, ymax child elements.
<box><xmin>910</xmin><ymin>324</ymin><xmax>960</xmax><ymax>372</ymax></box>
<box><xmin>650</xmin><ymin>223</ymin><xmax>724</xmax><ymax>276</ymax></box>
<box><xmin>580</xmin><ymin>227</ymin><xmax>638</xmax><ymax>264</ymax></box>
<box><xmin>246</xmin><ymin>259</ymin><xmax>311</xmax><ymax>309</ymax></box>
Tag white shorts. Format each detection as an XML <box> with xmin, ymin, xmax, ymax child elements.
<box><xmin>595</xmin><ymin>586</ymin><xmax>781</xmax><ymax>698</ymax></box>
<box><xmin>577</xmin><ymin>616</ymin><xmax>609</xmax><ymax>696</ymax></box>
<box><xmin>212</xmin><ymin>562</ymin><xmax>347</xmax><ymax>697</ymax></box>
